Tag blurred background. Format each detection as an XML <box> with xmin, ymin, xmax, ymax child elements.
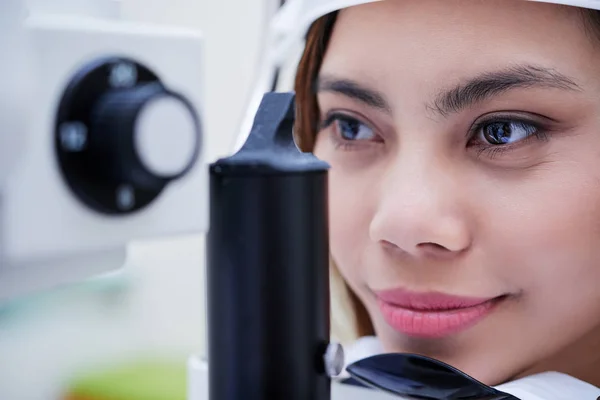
<box><xmin>0</xmin><ymin>1</ymin><xmax>269</xmax><ymax>399</ymax></box>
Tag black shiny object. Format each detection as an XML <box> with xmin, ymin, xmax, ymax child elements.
<box><xmin>207</xmin><ymin>92</ymin><xmax>331</xmax><ymax>400</ymax></box>
<box><xmin>346</xmin><ymin>354</ymin><xmax>521</xmax><ymax>400</ymax></box>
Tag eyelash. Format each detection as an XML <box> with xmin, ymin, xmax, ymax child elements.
<box><xmin>319</xmin><ymin>112</ymin><xmax>550</xmax><ymax>157</ymax></box>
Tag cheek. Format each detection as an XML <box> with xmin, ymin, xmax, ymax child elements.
<box><xmin>327</xmin><ymin>166</ymin><xmax>375</xmax><ymax>287</ymax></box>
<box><xmin>315</xmin><ymin>135</ymin><xmax>380</xmax><ymax>292</ymax></box>
<box><xmin>479</xmin><ymin>158</ymin><xmax>600</xmax><ymax>320</ymax></box>
<box><xmin>484</xmin><ymin>162</ymin><xmax>600</xmax><ymax>269</ymax></box>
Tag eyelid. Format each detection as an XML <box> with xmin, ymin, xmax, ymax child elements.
<box><xmin>471</xmin><ymin>110</ymin><xmax>557</xmax><ymax>125</ymax></box>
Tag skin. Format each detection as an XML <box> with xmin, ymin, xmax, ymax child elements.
<box><xmin>313</xmin><ymin>0</ymin><xmax>600</xmax><ymax>387</ymax></box>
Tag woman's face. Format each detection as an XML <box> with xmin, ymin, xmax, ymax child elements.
<box><xmin>314</xmin><ymin>0</ymin><xmax>600</xmax><ymax>386</ymax></box>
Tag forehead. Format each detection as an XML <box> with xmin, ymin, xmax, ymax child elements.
<box><xmin>320</xmin><ymin>0</ymin><xmax>598</xmax><ymax>89</ymax></box>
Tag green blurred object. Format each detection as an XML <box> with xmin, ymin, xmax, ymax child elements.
<box><xmin>68</xmin><ymin>359</ymin><xmax>187</xmax><ymax>400</ymax></box>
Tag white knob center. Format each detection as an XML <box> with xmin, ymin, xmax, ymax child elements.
<box><xmin>134</xmin><ymin>96</ymin><xmax>198</xmax><ymax>178</ymax></box>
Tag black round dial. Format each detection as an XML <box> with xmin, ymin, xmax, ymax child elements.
<box><xmin>55</xmin><ymin>57</ymin><xmax>201</xmax><ymax>215</ymax></box>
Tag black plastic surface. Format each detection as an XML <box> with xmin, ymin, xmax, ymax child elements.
<box><xmin>206</xmin><ymin>92</ymin><xmax>332</xmax><ymax>400</ymax></box>
<box><xmin>347</xmin><ymin>354</ymin><xmax>521</xmax><ymax>400</ymax></box>
<box><xmin>211</xmin><ymin>91</ymin><xmax>329</xmax><ymax>174</ymax></box>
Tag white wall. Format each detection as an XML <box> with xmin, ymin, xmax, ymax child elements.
<box><xmin>0</xmin><ymin>1</ymin><xmax>265</xmax><ymax>399</ymax></box>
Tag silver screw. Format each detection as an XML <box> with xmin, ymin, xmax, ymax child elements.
<box><xmin>116</xmin><ymin>184</ymin><xmax>135</xmax><ymax>210</ymax></box>
<box><xmin>109</xmin><ymin>62</ymin><xmax>137</xmax><ymax>88</ymax></box>
<box><xmin>59</xmin><ymin>122</ymin><xmax>88</xmax><ymax>152</ymax></box>
<box><xmin>323</xmin><ymin>342</ymin><xmax>345</xmax><ymax>378</ymax></box>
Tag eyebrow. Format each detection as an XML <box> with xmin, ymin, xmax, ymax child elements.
<box><xmin>316</xmin><ymin>64</ymin><xmax>581</xmax><ymax>118</ymax></box>
<box><xmin>430</xmin><ymin>64</ymin><xmax>582</xmax><ymax>117</ymax></box>
<box><xmin>315</xmin><ymin>75</ymin><xmax>392</xmax><ymax>113</ymax></box>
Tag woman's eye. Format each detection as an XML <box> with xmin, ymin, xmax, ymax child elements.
<box><xmin>319</xmin><ymin>113</ymin><xmax>382</xmax><ymax>151</ymax></box>
<box><xmin>478</xmin><ymin>120</ymin><xmax>538</xmax><ymax>145</ymax></box>
<box><xmin>334</xmin><ymin>116</ymin><xmax>375</xmax><ymax>141</ymax></box>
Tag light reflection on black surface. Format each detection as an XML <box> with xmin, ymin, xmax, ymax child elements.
<box><xmin>346</xmin><ymin>353</ymin><xmax>520</xmax><ymax>400</ymax></box>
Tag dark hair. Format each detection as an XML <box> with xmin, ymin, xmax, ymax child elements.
<box><xmin>295</xmin><ymin>11</ymin><xmax>339</xmax><ymax>152</ymax></box>
<box><xmin>293</xmin><ymin>6</ymin><xmax>600</xmax><ymax>339</ymax></box>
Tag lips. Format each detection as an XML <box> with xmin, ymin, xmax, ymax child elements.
<box><xmin>376</xmin><ymin>289</ymin><xmax>503</xmax><ymax>339</ymax></box>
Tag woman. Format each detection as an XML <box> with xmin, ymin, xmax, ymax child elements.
<box><xmin>292</xmin><ymin>0</ymin><xmax>600</xmax><ymax>392</ymax></box>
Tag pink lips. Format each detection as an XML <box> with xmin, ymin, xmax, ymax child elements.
<box><xmin>376</xmin><ymin>289</ymin><xmax>502</xmax><ymax>339</ymax></box>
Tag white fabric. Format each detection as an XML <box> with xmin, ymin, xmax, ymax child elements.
<box><xmin>496</xmin><ymin>371</ymin><xmax>600</xmax><ymax>400</ymax></box>
<box><xmin>340</xmin><ymin>336</ymin><xmax>600</xmax><ymax>400</ymax></box>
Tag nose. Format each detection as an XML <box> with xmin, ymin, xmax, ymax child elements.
<box><xmin>369</xmin><ymin>156</ymin><xmax>472</xmax><ymax>260</ymax></box>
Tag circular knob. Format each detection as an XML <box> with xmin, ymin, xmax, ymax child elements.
<box><xmin>55</xmin><ymin>58</ymin><xmax>202</xmax><ymax>214</ymax></box>
<box><xmin>89</xmin><ymin>83</ymin><xmax>199</xmax><ymax>190</ymax></box>
<box><xmin>135</xmin><ymin>94</ymin><xmax>198</xmax><ymax>179</ymax></box>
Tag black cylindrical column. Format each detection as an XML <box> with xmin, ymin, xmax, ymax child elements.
<box><xmin>207</xmin><ymin>92</ymin><xmax>332</xmax><ymax>400</ymax></box>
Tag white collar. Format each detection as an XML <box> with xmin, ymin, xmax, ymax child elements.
<box><xmin>494</xmin><ymin>372</ymin><xmax>600</xmax><ymax>400</ymax></box>
<box><xmin>340</xmin><ymin>336</ymin><xmax>600</xmax><ymax>400</ymax></box>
